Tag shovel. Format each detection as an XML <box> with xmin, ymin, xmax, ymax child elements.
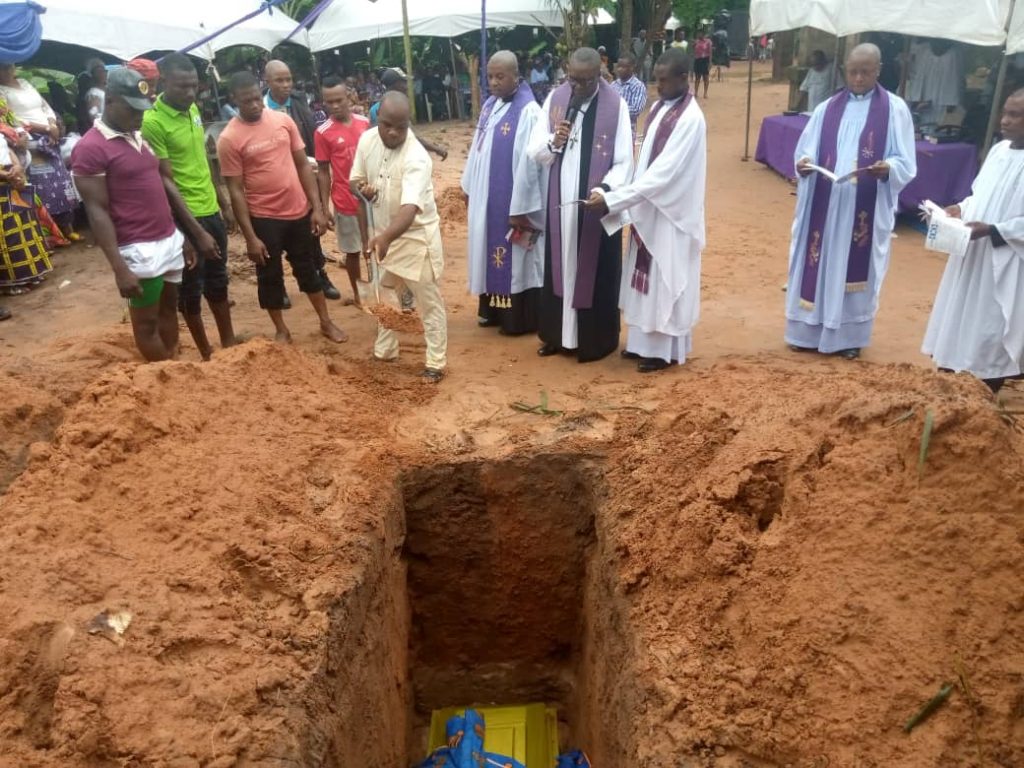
<box><xmin>358</xmin><ymin>191</ymin><xmax>421</xmax><ymax>333</ymax></box>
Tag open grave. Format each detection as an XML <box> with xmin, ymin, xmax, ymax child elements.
<box><xmin>1</xmin><ymin>341</ymin><xmax>1023</xmax><ymax>767</ymax></box>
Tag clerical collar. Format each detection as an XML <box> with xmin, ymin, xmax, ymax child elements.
<box><xmin>848</xmin><ymin>89</ymin><xmax>874</xmax><ymax>101</ymax></box>
<box><xmin>663</xmin><ymin>91</ymin><xmax>687</xmax><ymax>106</ymax></box>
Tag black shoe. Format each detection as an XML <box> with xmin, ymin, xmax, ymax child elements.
<box><xmin>320</xmin><ymin>270</ymin><xmax>341</xmax><ymax>301</ymax></box>
<box><xmin>282</xmin><ymin>293</ymin><xmax>292</xmax><ymax>310</ymax></box>
<box><xmin>537</xmin><ymin>343</ymin><xmax>561</xmax><ymax>357</ymax></box>
<box><xmin>620</xmin><ymin>349</ymin><xmax>641</xmax><ymax>360</ymax></box>
<box><xmin>478</xmin><ymin>316</ymin><xmax>499</xmax><ymax>328</ymax></box>
<box><xmin>637</xmin><ymin>357</ymin><xmax>669</xmax><ymax>373</ymax></box>
<box><xmin>788</xmin><ymin>344</ymin><xmax>814</xmax><ymax>353</ymax></box>
<box><xmin>836</xmin><ymin>348</ymin><xmax>861</xmax><ymax>360</ymax></box>
<box><xmin>420</xmin><ymin>368</ymin><xmax>444</xmax><ymax>383</ymax></box>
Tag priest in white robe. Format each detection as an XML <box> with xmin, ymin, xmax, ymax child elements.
<box><xmin>587</xmin><ymin>48</ymin><xmax>705</xmax><ymax>372</ymax></box>
<box><xmin>786</xmin><ymin>43</ymin><xmax>917</xmax><ymax>359</ymax></box>
<box><xmin>922</xmin><ymin>89</ymin><xmax>1024</xmax><ymax>393</ymax></box>
<box><xmin>528</xmin><ymin>47</ymin><xmax>633</xmax><ymax>363</ymax></box>
<box><xmin>461</xmin><ymin>51</ymin><xmax>545</xmax><ymax>335</ymax></box>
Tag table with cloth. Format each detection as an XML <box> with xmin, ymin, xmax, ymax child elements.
<box><xmin>754</xmin><ymin>113</ymin><xmax>978</xmax><ymax>213</ymax></box>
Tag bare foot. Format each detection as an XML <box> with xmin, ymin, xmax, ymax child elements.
<box><xmin>321</xmin><ymin>320</ymin><xmax>348</xmax><ymax>343</ymax></box>
<box><xmin>274</xmin><ymin>329</ymin><xmax>293</xmax><ymax>344</ymax></box>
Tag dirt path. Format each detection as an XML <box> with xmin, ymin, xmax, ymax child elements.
<box><xmin>1</xmin><ymin>65</ymin><xmax>1022</xmax><ymax>768</ymax></box>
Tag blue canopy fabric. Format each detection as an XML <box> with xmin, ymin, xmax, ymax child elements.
<box><xmin>0</xmin><ymin>1</ymin><xmax>45</xmax><ymax>63</ymax></box>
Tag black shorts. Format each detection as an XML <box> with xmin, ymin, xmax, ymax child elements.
<box><xmin>694</xmin><ymin>58</ymin><xmax>711</xmax><ymax>77</ymax></box>
<box><xmin>179</xmin><ymin>213</ymin><xmax>229</xmax><ymax>315</ymax></box>
<box><xmin>251</xmin><ymin>214</ymin><xmax>324</xmax><ymax>310</ymax></box>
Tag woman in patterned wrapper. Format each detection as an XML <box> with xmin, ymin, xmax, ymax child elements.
<box><xmin>0</xmin><ymin>62</ymin><xmax>81</xmax><ymax>244</ymax></box>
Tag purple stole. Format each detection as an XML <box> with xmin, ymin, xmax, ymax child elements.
<box><xmin>629</xmin><ymin>91</ymin><xmax>694</xmax><ymax>295</ymax></box>
<box><xmin>476</xmin><ymin>81</ymin><xmax>535</xmax><ymax>306</ymax></box>
<box><xmin>547</xmin><ymin>80</ymin><xmax>620</xmax><ymax>309</ymax></box>
<box><xmin>800</xmin><ymin>86</ymin><xmax>891</xmax><ymax>310</ymax></box>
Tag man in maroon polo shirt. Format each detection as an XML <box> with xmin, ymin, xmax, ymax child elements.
<box><xmin>72</xmin><ymin>68</ymin><xmax>218</xmax><ymax>362</ymax></box>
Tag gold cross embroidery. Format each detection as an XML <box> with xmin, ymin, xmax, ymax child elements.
<box><xmin>852</xmin><ymin>211</ymin><xmax>870</xmax><ymax>246</ymax></box>
<box><xmin>500</xmin><ymin>122</ymin><xmax>511</xmax><ymax>136</ymax></box>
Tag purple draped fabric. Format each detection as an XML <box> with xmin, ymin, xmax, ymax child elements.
<box><xmin>546</xmin><ymin>80</ymin><xmax>620</xmax><ymax>310</ymax></box>
<box><xmin>800</xmin><ymin>87</ymin><xmax>890</xmax><ymax>309</ymax></box>
<box><xmin>478</xmin><ymin>80</ymin><xmax>534</xmax><ymax>302</ymax></box>
<box><xmin>630</xmin><ymin>91</ymin><xmax>694</xmax><ymax>295</ymax></box>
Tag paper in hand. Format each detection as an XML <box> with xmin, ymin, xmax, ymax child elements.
<box><xmin>804</xmin><ymin>163</ymin><xmax>871</xmax><ymax>184</ymax></box>
<box><xmin>920</xmin><ymin>199</ymin><xmax>971</xmax><ymax>258</ymax></box>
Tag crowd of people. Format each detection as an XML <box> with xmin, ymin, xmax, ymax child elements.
<box><xmin>2</xmin><ymin>34</ymin><xmax>1022</xmax><ymax>395</ymax></box>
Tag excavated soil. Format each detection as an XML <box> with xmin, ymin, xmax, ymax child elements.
<box><xmin>437</xmin><ymin>185</ymin><xmax>468</xmax><ymax>228</ymax></box>
<box><xmin>1</xmin><ymin>340</ymin><xmax>1023</xmax><ymax>768</ymax></box>
<box><xmin>2</xmin><ymin>68</ymin><xmax>1024</xmax><ymax>767</ymax></box>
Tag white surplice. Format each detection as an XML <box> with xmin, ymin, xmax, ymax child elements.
<box><xmin>906</xmin><ymin>44</ymin><xmax>964</xmax><ymax>127</ymax></box>
<box><xmin>785</xmin><ymin>90</ymin><xmax>917</xmax><ymax>353</ymax></box>
<box><xmin>601</xmin><ymin>94</ymin><xmax>706</xmax><ymax>364</ymax></box>
<box><xmin>922</xmin><ymin>141</ymin><xmax>1024</xmax><ymax>380</ymax></box>
<box><xmin>528</xmin><ymin>89</ymin><xmax>633</xmax><ymax>349</ymax></box>
<box><xmin>460</xmin><ymin>96</ymin><xmax>545</xmax><ymax>297</ymax></box>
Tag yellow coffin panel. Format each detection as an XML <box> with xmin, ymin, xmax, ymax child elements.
<box><xmin>427</xmin><ymin>703</ymin><xmax>560</xmax><ymax>768</ymax></box>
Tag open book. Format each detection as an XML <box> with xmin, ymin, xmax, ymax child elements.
<box><xmin>919</xmin><ymin>199</ymin><xmax>971</xmax><ymax>258</ymax></box>
<box><xmin>803</xmin><ymin>163</ymin><xmax>872</xmax><ymax>184</ymax></box>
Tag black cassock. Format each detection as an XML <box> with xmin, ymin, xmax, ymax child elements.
<box><xmin>538</xmin><ymin>96</ymin><xmax>622</xmax><ymax>363</ymax></box>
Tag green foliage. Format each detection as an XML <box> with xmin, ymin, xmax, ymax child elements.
<box><xmin>17</xmin><ymin>67</ymin><xmax>76</xmax><ymax>96</ymax></box>
<box><xmin>280</xmin><ymin>0</ymin><xmax>319</xmax><ymax>21</ymax></box>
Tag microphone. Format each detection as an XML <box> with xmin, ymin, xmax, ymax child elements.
<box><xmin>552</xmin><ymin>94</ymin><xmax>585</xmax><ymax>155</ymax></box>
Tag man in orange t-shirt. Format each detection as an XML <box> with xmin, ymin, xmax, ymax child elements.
<box><xmin>218</xmin><ymin>71</ymin><xmax>347</xmax><ymax>344</ymax></box>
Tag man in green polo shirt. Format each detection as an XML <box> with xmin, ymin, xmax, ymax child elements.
<box><xmin>142</xmin><ymin>53</ymin><xmax>238</xmax><ymax>360</ymax></box>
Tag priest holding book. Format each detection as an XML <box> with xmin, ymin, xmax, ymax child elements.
<box><xmin>785</xmin><ymin>43</ymin><xmax>916</xmax><ymax>359</ymax></box>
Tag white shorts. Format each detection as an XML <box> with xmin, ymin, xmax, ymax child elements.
<box><xmin>119</xmin><ymin>229</ymin><xmax>185</xmax><ymax>280</ymax></box>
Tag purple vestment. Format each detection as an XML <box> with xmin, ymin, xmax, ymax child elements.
<box><xmin>546</xmin><ymin>80</ymin><xmax>621</xmax><ymax>310</ymax></box>
<box><xmin>800</xmin><ymin>86</ymin><xmax>891</xmax><ymax>309</ymax></box>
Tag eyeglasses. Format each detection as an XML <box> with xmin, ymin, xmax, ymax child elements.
<box><xmin>568</xmin><ymin>75</ymin><xmax>598</xmax><ymax>87</ymax></box>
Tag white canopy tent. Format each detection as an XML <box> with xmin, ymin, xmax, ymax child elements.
<box><xmin>1006</xmin><ymin>0</ymin><xmax>1024</xmax><ymax>54</ymax></box>
<box><xmin>744</xmin><ymin>0</ymin><xmax>1024</xmax><ymax>157</ymax></box>
<box><xmin>750</xmin><ymin>0</ymin><xmax>1009</xmax><ymax>47</ymax></box>
<box><xmin>307</xmin><ymin>0</ymin><xmax>613</xmax><ymax>51</ymax></box>
<box><xmin>37</xmin><ymin>0</ymin><xmax>306</xmax><ymax>61</ymax></box>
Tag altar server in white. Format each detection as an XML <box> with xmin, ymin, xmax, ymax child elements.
<box><xmin>786</xmin><ymin>43</ymin><xmax>916</xmax><ymax>359</ymax></box>
<box><xmin>922</xmin><ymin>89</ymin><xmax>1024</xmax><ymax>393</ymax></box>
<box><xmin>587</xmin><ymin>47</ymin><xmax>705</xmax><ymax>372</ymax></box>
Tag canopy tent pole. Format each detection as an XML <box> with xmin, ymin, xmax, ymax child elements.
<box><xmin>177</xmin><ymin>0</ymin><xmax>286</xmax><ymax>55</ymax></box>
<box><xmin>983</xmin><ymin>0</ymin><xmax>1017</xmax><ymax>157</ymax></box>
<box><xmin>449</xmin><ymin>37</ymin><xmax>464</xmax><ymax>120</ymax></box>
<box><xmin>742</xmin><ymin>37</ymin><xmax>754</xmax><ymax>160</ymax></box>
<box><xmin>401</xmin><ymin>0</ymin><xmax>416</xmax><ymax>121</ymax></box>
<box><xmin>481</xmin><ymin>0</ymin><xmax>488</xmax><ymax>97</ymax></box>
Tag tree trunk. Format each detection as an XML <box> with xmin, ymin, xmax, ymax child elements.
<box><xmin>620</xmin><ymin>0</ymin><xmax>634</xmax><ymax>58</ymax></box>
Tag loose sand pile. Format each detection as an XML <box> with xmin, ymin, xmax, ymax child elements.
<box><xmin>1</xmin><ymin>342</ymin><xmax>1022</xmax><ymax>767</ymax></box>
<box><xmin>437</xmin><ymin>185</ymin><xmax>468</xmax><ymax>226</ymax></box>
<box><xmin>366</xmin><ymin>303</ymin><xmax>425</xmax><ymax>334</ymax></box>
